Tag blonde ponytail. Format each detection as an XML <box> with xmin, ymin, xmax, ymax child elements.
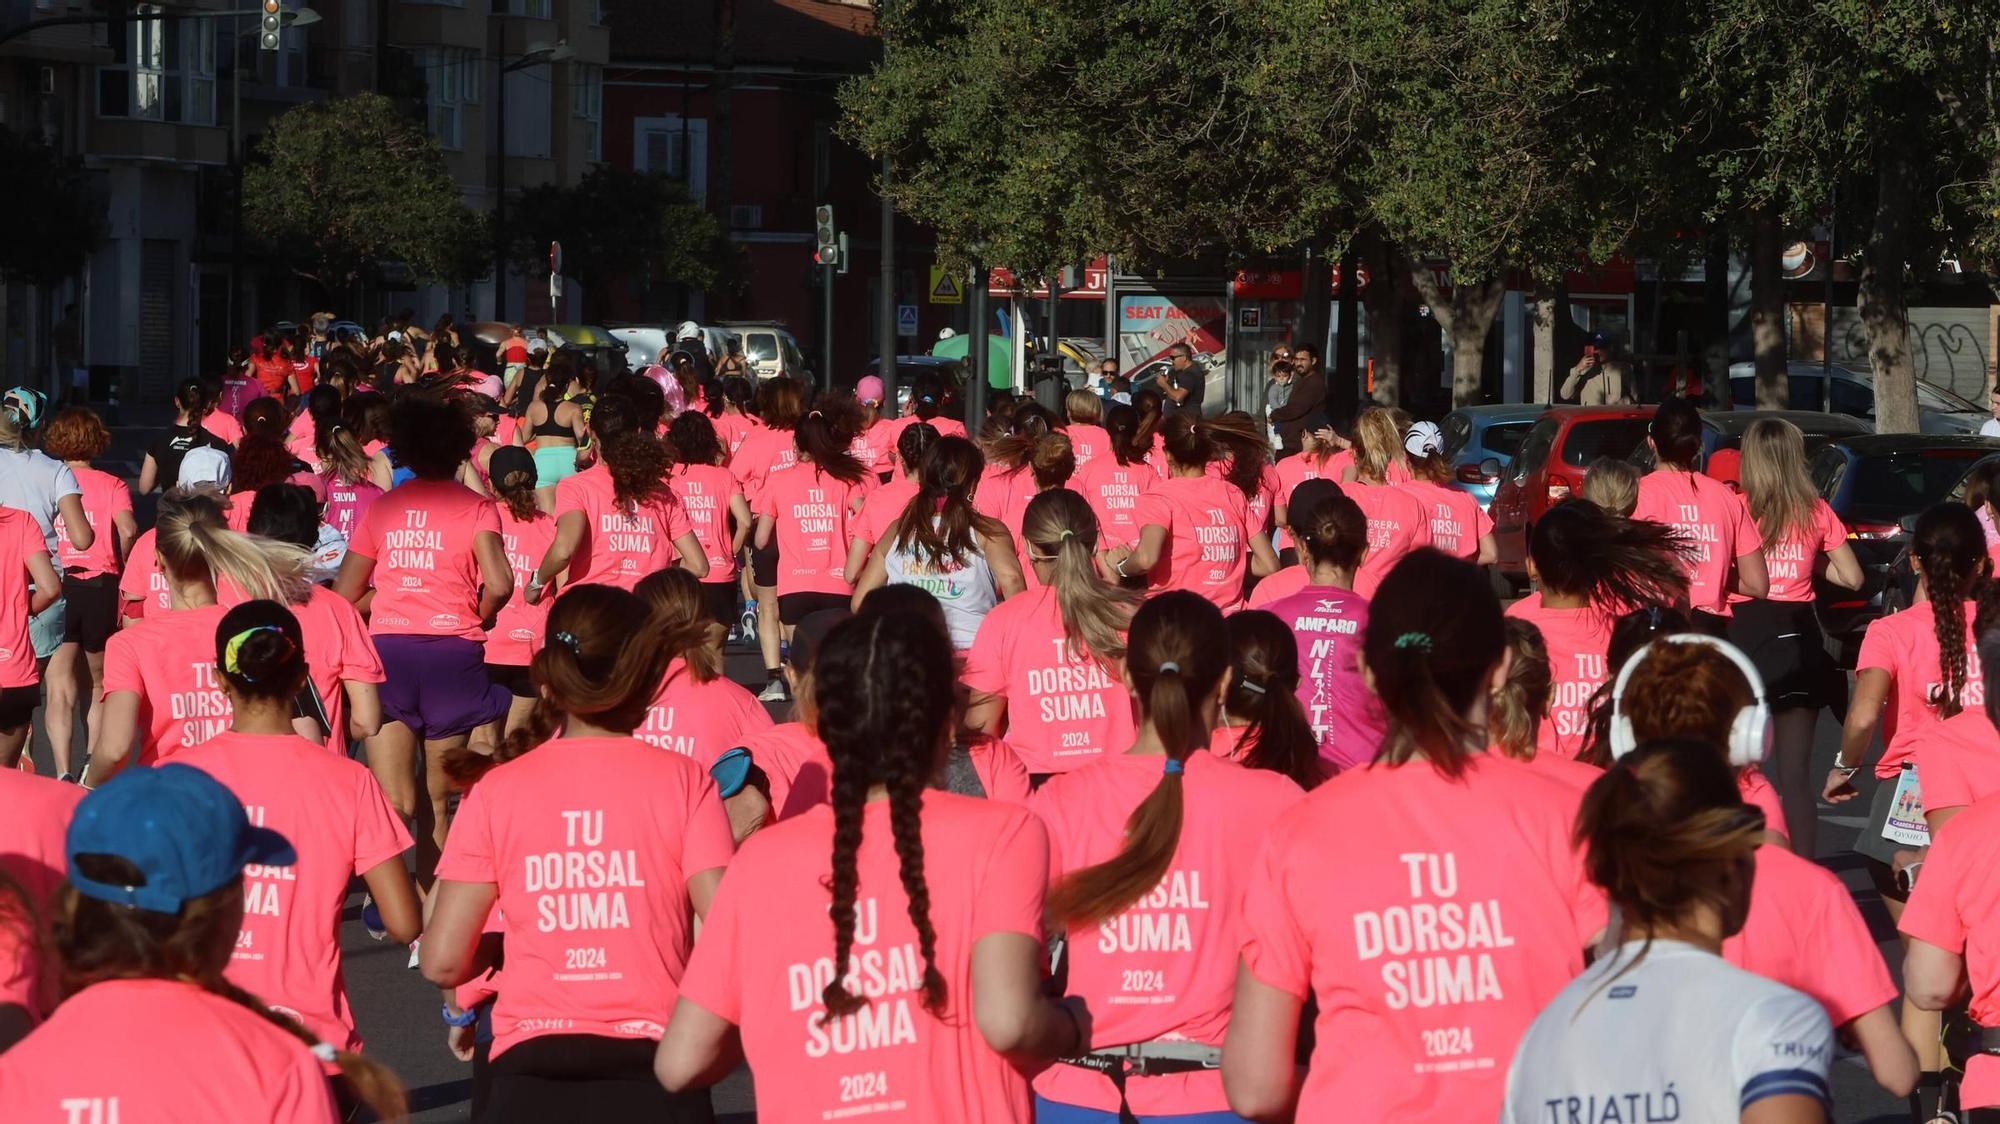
<box><xmin>155</xmin><ymin>487</ymin><xmax>312</xmax><ymax>604</ymax></box>
<box><xmin>1021</xmin><ymin>489</ymin><xmax>1138</xmax><ymax>665</ymax></box>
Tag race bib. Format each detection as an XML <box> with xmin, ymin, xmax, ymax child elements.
<box><xmin>1881</xmin><ymin>764</ymin><xmax>1930</xmax><ymax>848</ymax></box>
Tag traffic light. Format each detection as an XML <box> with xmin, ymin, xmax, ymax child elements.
<box><xmin>813</xmin><ymin>204</ymin><xmax>839</xmax><ymax>268</ymax></box>
<box><xmin>260</xmin><ymin>0</ymin><xmax>282</xmax><ymax>51</ymax></box>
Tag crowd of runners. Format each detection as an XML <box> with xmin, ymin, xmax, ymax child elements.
<box><xmin>0</xmin><ymin>316</ymin><xmax>1996</xmax><ymax>1122</ymax></box>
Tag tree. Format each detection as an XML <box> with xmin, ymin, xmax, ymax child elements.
<box><xmin>242</xmin><ymin>93</ymin><xmax>486</xmax><ymax>295</ymax></box>
<box><xmin>0</xmin><ymin>128</ymin><xmax>104</xmax><ymax>286</ymax></box>
<box><xmin>501</xmin><ymin>166</ymin><xmax>724</xmax><ymax>298</ymax></box>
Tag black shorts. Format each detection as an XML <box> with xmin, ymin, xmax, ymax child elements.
<box><xmin>485</xmin><ymin>1034</ymin><xmax>713</xmax><ymax>1124</ymax></box>
<box><xmin>779</xmin><ymin>591</ymin><xmax>848</xmax><ymax>625</ymax></box>
<box><xmin>0</xmin><ymin>684</ymin><xmax>37</xmax><ymax>731</ymax></box>
<box><xmin>62</xmin><ymin>573</ymin><xmax>119</xmax><ymax>653</ymax></box>
<box><xmin>485</xmin><ymin>662</ymin><xmax>536</xmax><ymax>700</ymax></box>
<box><xmin>751</xmin><ymin>540</ymin><xmax>779</xmax><ymax>588</ymax></box>
<box><xmin>700</xmin><ymin>580</ymin><xmax>739</xmax><ymax>626</ymax></box>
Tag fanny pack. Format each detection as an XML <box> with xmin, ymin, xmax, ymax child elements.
<box><xmin>1058</xmin><ymin>1041</ymin><xmax>1222</xmax><ymax>1124</ymax></box>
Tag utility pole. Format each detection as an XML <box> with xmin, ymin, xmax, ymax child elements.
<box><xmin>967</xmin><ymin>264</ymin><xmax>989</xmax><ymax>428</ymax></box>
<box><xmin>877</xmin><ymin>155</ymin><xmax>896</xmax><ymax>408</ymax></box>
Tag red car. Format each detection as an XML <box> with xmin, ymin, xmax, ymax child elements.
<box><xmin>1491</xmin><ymin>405</ymin><xmax>1658</xmax><ymax>579</ymax></box>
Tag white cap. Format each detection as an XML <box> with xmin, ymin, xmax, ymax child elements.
<box><xmin>675</xmin><ymin>320</ymin><xmax>701</xmax><ymax>340</ymax></box>
<box><xmin>1404</xmin><ymin>421</ymin><xmax>1445</xmax><ymax>458</ymax></box>
<box><xmin>178</xmin><ymin>446</ymin><xmax>233</xmax><ymax>490</ymax></box>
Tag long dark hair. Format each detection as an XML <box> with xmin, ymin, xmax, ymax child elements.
<box><xmin>1531</xmin><ymin>499</ymin><xmax>1689</xmax><ymax>611</ymax></box>
<box><xmin>1048</xmin><ymin>592</ymin><xmax>1226</xmax><ymax>926</ymax></box>
<box><xmin>814</xmin><ymin>612</ymin><xmax>957</xmax><ymax>1019</ymax></box>
<box><xmin>1365</xmin><ymin>550</ymin><xmax>1505</xmax><ymax>778</ymax></box>
<box><xmin>891</xmin><ymin>436</ymin><xmax>1006</xmax><ymax>569</ymax></box>
<box><xmin>1224</xmin><ymin>610</ymin><xmax>1322</xmax><ymax>790</ymax></box>
<box><xmin>668</xmin><ymin>410</ymin><xmax>723</xmax><ymax>467</ymax></box>
<box><xmin>1105</xmin><ymin>403</ymin><xmax>1146</xmax><ymax>467</ymax></box>
<box><xmin>794</xmin><ymin>405</ymin><xmax>868</xmax><ymax>486</ymax></box>
<box><xmin>896</xmin><ymin>420</ymin><xmax>940</xmax><ymax>476</ymax></box>
<box><xmin>590</xmin><ymin>386</ymin><xmax>674</xmax><ymax>513</ymax></box>
<box><xmin>1912</xmin><ymin>502</ymin><xmax>1990</xmax><ymax>718</ymax></box>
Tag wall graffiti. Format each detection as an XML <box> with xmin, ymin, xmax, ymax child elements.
<box><xmin>1830</xmin><ymin>310</ymin><xmax>1992</xmax><ymax>400</ymax></box>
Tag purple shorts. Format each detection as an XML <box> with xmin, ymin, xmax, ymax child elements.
<box><xmin>375</xmin><ymin>634</ymin><xmax>512</xmax><ymax>741</ymax></box>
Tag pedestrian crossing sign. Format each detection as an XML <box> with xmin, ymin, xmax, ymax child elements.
<box><xmin>928</xmin><ymin>266</ymin><xmax>963</xmax><ymax>305</ymax></box>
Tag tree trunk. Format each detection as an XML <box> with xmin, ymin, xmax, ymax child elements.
<box><xmin>1409</xmin><ymin>261</ymin><xmax>1504</xmax><ymax>407</ymax></box>
<box><xmin>1703</xmin><ymin>225</ymin><xmax>1732</xmax><ymax>408</ymax></box>
<box><xmin>1334</xmin><ymin>248</ymin><xmax>1359</xmax><ymax>410</ymax></box>
<box><xmin>1861</xmin><ymin>146</ymin><xmax>1918</xmax><ymax>434</ymax></box>
<box><xmin>1750</xmin><ymin>206</ymin><xmax>1788</xmax><ymax>408</ymax></box>
<box><xmin>1357</xmin><ymin>226</ymin><xmax>1408</xmax><ymax>405</ymax></box>
<box><xmin>1531</xmin><ymin>285</ymin><xmax>1556</xmax><ymax>403</ymax></box>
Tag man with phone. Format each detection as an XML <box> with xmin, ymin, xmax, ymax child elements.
<box><xmin>1151</xmin><ymin>343</ymin><xmax>1206</xmax><ymax>414</ymax></box>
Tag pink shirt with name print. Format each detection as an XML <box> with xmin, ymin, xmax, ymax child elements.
<box><xmin>667</xmin><ymin>464</ymin><xmax>743</xmax><ymax>583</ymax></box>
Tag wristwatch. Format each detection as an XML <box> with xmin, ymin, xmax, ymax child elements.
<box><xmin>442</xmin><ymin>1004</ymin><xmax>478</xmax><ymax>1028</ymax></box>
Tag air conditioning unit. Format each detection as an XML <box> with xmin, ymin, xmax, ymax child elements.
<box><xmin>39</xmin><ymin>67</ymin><xmax>55</xmax><ymax>96</ymax></box>
<box><xmin>729</xmin><ymin>204</ymin><xmax>763</xmax><ymax>230</ymax></box>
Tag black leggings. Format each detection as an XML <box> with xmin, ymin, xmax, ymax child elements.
<box><xmin>484</xmin><ymin>1034</ymin><xmax>714</xmax><ymax>1124</ymax></box>
<box><xmin>1764</xmin><ymin>707</ymin><xmax>1819</xmax><ymax>858</ymax></box>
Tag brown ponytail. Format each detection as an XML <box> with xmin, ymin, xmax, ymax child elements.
<box><xmin>1021</xmin><ymin>489</ymin><xmax>1139</xmax><ymax>665</ymax></box>
<box><xmin>1047</xmin><ymin>592</ymin><xmax>1225</xmax><ymax>926</ymax></box>
<box><xmin>1364</xmin><ymin>550</ymin><xmax>1506</xmax><ymax>778</ymax></box>
<box><xmin>891</xmin><ymin>436</ymin><xmax>1005</xmax><ymax>570</ymax></box>
<box><xmin>634</xmin><ymin>567</ymin><xmax>726</xmax><ymax>683</ymax></box>
<box><xmin>1530</xmin><ymin>499</ymin><xmax>1689</xmax><ymax>612</ymax></box>
<box><xmin>1912</xmin><ymin>503</ymin><xmax>1987</xmax><ymax>718</ymax></box>
<box><xmin>1493</xmin><ymin>619</ymin><xmax>1553</xmax><ymax>760</ymax></box>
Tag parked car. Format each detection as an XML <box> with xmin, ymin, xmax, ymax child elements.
<box><xmin>1811</xmin><ymin>433</ymin><xmax>2000</xmax><ymax>656</ymax></box>
<box><xmin>607</xmin><ymin>324</ymin><xmax>737</xmax><ymax>373</ymax></box>
<box><xmin>1491</xmin><ymin>405</ymin><xmax>1658</xmax><ymax>579</ymax></box>
<box><xmin>1627</xmin><ymin>409</ymin><xmax>1870</xmax><ymax>475</ymax></box>
<box><xmin>861</xmin><ymin>355</ymin><xmax>966</xmax><ymax>414</ymax></box>
<box><xmin>1441</xmin><ymin>404</ymin><xmax>1545</xmax><ymax>508</ymax></box>
<box><xmin>535</xmin><ymin>324</ymin><xmax>631</xmax><ymax>380</ymax></box>
<box><xmin>1727</xmin><ymin>361</ymin><xmax>1986</xmax><ymax>434</ymax></box>
<box><xmin>717</xmin><ymin>321</ymin><xmax>808</xmax><ymax>380</ymax></box>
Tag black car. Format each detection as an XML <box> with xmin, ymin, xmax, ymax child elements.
<box><xmin>1627</xmin><ymin>409</ymin><xmax>1870</xmax><ymax>473</ymax></box>
<box><xmin>1811</xmin><ymin>434</ymin><xmax>2000</xmax><ymax>657</ymax></box>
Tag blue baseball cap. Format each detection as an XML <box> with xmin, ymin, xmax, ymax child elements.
<box><xmin>67</xmin><ymin>764</ymin><xmax>295</xmax><ymax>914</ymax></box>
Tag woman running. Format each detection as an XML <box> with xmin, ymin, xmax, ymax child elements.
<box><xmin>1342</xmin><ymin>407</ymin><xmax>1429</xmax><ymax>596</ymax></box>
<box><xmin>634</xmin><ymin>567</ymin><xmax>773</xmax><ymax>765</ymax></box>
<box><xmin>424</xmin><ymin>584</ymin><xmax>734</xmax><ymax>1123</ymax></box>
<box><xmin>90</xmin><ymin>490</ymin><xmax>309</xmax><ymax>781</ymax></box>
<box><xmin>1270</xmin><ymin>410</ymin><xmax>1347</xmax><ymax>544</ymax></box>
<box><xmin>902</xmin><ymin>372</ymin><xmax>968</xmax><ymax>439</ymax></box>
<box><xmin>1400</xmin><ymin>420</ymin><xmax>1494</xmax><ymax>563</ymax></box>
<box><xmin>1072</xmin><ymin>404</ymin><xmax>1158</xmax><ymax>553</ymax></box>
<box><xmin>1731</xmin><ymin>418</ymin><xmax>1864</xmax><ymax>858</ymax></box>
<box><xmin>517</xmin><ymin>351</ymin><xmax>589</xmax><ymax>497</ymax></box>
<box><xmin>1500</xmin><ymin>742</ymin><xmax>1837</xmax><ymax>1123</ymax></box>
<box><xmin>845</xmin><ymin>420</ymin><xmax>937</xmax><ymax>582</ymax></box>
<box><xmin>0</xmin><ymin>765</ymin><xmax>401</xmax><ymax>1122</ymax></box>
<box><xmin>535</xmin><ymin>381</ymin><xmax>705</xmax><ymax>594</ymax></box>
<box><xmin>964</xmin><ymin>489</ymin><xmax>1139</xmax><ymax>780</ymax></box>
<box><xmin>335</xmin><ymin>395</ymin><xmax>513</xmax><ymax>895</ymax></box>
<box><xmin>1209</xmin><ymin>609</ymin><xmax>1326</xmax><ymax>791</ymax></box>
<box><xmin>655</xmin><ymin>610</ymin><xmax>1084</xmax><ymax>1120</ymax></box>
<box><xmin>1107</xmin><ymin>413</ymin><xmax>1279</xmax><ymax>610</ymax></box>
<box><xmin>1579</xmin><ymin>456</ymin><xmax>1640</xmax><ymax>517</ymax></box>
<box><xmin>172</xmin><ymin>599</ymin><xmax>421</xmax><ymax>1063</ymax></box>
<box><xmin>1505</xmin><ymin>499</ymin><xmax>1686</xmax><ymax>760</ymax></box>
<box><xmin>1256</xmin><ymin>485</ymin><xmax>1385</xmax><ymax>773</ymax></box>
<box><xmin>1210</xmin><ymin>409</ymin><xmax>1283</xmax><ymax>543</ymax></box>
<box><xmin>1029</xmin><ymin>592</ymin><xmax>1307</xmax><ymax>1122</ymax></box>
<box><xmin>138</xmin><ymin>378</ymin><xmax>230</xmax><ymax>494</ymax></box>
<box><xmin>754</xmin><ymin>406</ymin><xmax>875</xmax><ymax>693</ymax></box>
<box><xmin>0</xmin><ymin>504</ymin><xmax>57</xmax><ymax>769</ymax></box>
<box><xmin>1490</xmin><ymin>619</ymin><xmax>1604</xmax><ymax>792</ymax></box>
<box><xmin>1633</xmin><ymin>397</ymin><xmax>1770</xmax><ymax>620</ymax></box>
<box><xmin>854</xmin><ymin>435</ymin><xmax>1024</xmax><ymax>645</ymax></box>
<box><xmin>707</xmin><ymin>375</ymin><xmax>762</xmax><ymax>457</ymax></box>
<box><xmin>315</xmin><ymin>401</ymin><xmax>382</xmax><ymax>542</ymax></box>
<box><xmin>42</xmin><ymin>407</ymin><xmax>136</xmax><ymax>780</ymax></box>
<box><xmin>667</xmin><ymin>410</ymin><xmax>753</xmax><ymax>627</ymax></box>
<box><xmin>735</xmin><ymin>377</ymin><xmax>805</xmax><ymax>683</ymax></box>
<box><xmin>1608</xmin><ymin>636</ymin><xmax>1918</xmax><ymax>1100</ymax></box>
<box><xmin>1063</xmin><ymin>389</ymin><xmax>1113</xmax><ymax>468</ymax></box>
<box><xmin>483</xmin><ymin>445</ymin><xmax>557</xmax><ymax>736</ymax></box>
<box><xmin>848</xmin><ymin>376</ymin><xmax>899</xmax><ymax>479</ymax></box>
<box><xmin>1223</xmin><ymin>550</ymin><xmax>1602</xmax><ymax>1123</ymax></box>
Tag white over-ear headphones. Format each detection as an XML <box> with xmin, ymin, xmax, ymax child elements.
<box><xmin>1608</xmin><ymin>633</ymin><xmax>1771</xmax><ymax>767</ymax></box>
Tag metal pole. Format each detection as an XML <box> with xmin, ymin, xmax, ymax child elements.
<box><xmin>229</xmin><ymin>11</ymin><xmax>241</xmax><ymax>347</ymax></box>
<box><xmin>494</xmin><ymin>64</ymin><xmax>508</xmax><ymax>320</ymax></box>
<box><xmin>820</xmin><ymin>262</ymin><xmax>834</xmax><ymax>393</ymax></box>
<box><xmin>1822</xmin><ymin>186</ymin><xmax>1836</xmax><ymax>413</ymax></box>
<box><xmin>1101</xmin><ymin>255</ymin><xmax>1117</xmax><ymax>377</ymax></box>
<box><xmin>967</xmin><ymin>264</ymin><xmax>989</xmax><ymax>428</ymax></box>
<box><xmin>877</xmin><ymin>154</ymin><xmax>896</xmax><ymax>408</ymax></box>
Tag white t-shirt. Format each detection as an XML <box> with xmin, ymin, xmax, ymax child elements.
<box><xmin>1503</xmin><ymin>939</ymin><xmax>1832</xmax><ymax>1124</ymax></box>
<box><xmin>1981</xmin><ymin>417</ymin><xmax>2000</xmax><ymax>438</ymax></box>
<box><xmin>0</xmin><ymin>445</ymin><xmax>80</xmax><ymax>554</ymax></box>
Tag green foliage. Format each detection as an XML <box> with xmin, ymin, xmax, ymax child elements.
<box><xmin>243</xmin><ymin>92</ymin><xmax>486</xmax><ymax>290</ymax></box>
<box><xmin>0</xmin><ymin>128</ymin><xmax>105</xmax><ymax>286</ymax></box>
<box><xmin>502</xmin><ymin>166</ymin><xmax>723</xmax><ymax>291</ymax></box>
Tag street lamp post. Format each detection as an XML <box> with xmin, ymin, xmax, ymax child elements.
<box><xmin>492</xmin><ymin>41</ymin><xmax>572</xmax><ymax>321</ymax></box>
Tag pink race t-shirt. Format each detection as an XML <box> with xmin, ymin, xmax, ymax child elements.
<box><xmin>1029</xmin><ymin>752</ymin><xmax>1303</xmax><ymax>1115</ymax></box>
<box><xmin>1134</xmin><ymin>475</ymin><xmax>1253</xmax><ymax>609</ymax></box>
<box><xmin>1346</xmin><ymin>482</ymin><xmax>1431</xmax><ymax>598</ymax></box>
<box><xmin>1725</xmin><ymin>845</ymin><xmax>1896</xmax><ymax>1030</ymax></box>
<box><xmin>173</xmin><ymin>731</ymin><xmax>411</xmax><ymax>1053</ymax></box>
<box><xmin>118</xmin><ymin>527</ymin><xmax>172</xmax><ymax>619</ymax></box>
<box><xmin>1065</xmin><ymin>422</ymin><xmax>1112</xmax><ymax>468</ymax></box>
<box><xmin>322</xmin><ymin>476</ymin><xmax>382</xmax><ymax>541</ymax></box>
<box><xmin>713</xmin><ymin>412</ymin><xmax>763</xmax><ymax>457</ymax></box>
<box><xmin>1518</xmin><ymin>750</ymin><xmax>1603</xmax><ymax>793</ymax></box>
<box><xmin>1275</xmin><ymin>453</ymin><xmax>1333</xmax><ymax>507</ymax></box>
<box><xmin>849</xmin><ymin>418</ymin><xmax>898</xmax><ymax>477</ymax></box>
<box><xmin>639</xmin><ymin>659</ymin><xmax>774</xmax><ymax>766</ymax></box>
<box><xmin>1916</xmin><ymin>707</ymin><xmax>2000</xmax><ymax>814</ymax></box>
<box><xmin>729</xmin><ymin>425</ymin><xmax>798</xmax><ymax>508</ymax></box>
<box><xmin>1401</xmin><ymin>480</ymin><xmax>1491</xmax><ymax>562</ymax></box>
<box><xmin>676</xmin><ymin>794</ymin><xmax>1048</xmax><ymax>1124</ymax></box>
<box><xmin>854</xmin><ymin>478</ymin><xmax>920</xmax><ymax>552</ymax></box>
<box><xmin>215</xmin><ymin>585</ymin><xmax>384</xmax><ymax>752</ymax></box>
<box><xmin>348</xmin><ymin>479</ymin><xmax>502</xmax><ymax>641</ymax></box>
<box><xmin>1758</xmin><ymin>498</ymin><xmax>1846</xmax><ymax>603</ymax></box>
<box><xmin>739</xmin><ymin>721</ymin><xmax>834</xmax><ymax>822</ymax></box>
<box><xmin>0</xmin><ymin>978</ymin><xmax>338</xmax><ymax>1123</ymax></box>
<box><xmin>102</xmin><ymin>603</ymin><xmax>233</xmax><ymax>762</ymax></box>
<box><xmin>1739</xmin><ymin>768</ymin><xmax>1787</xmax><ymax>837</ymax></box>
<box><xmin>0</xmin><ymin>510</ymin><xmax>45</xmax><ymax>689</ymax></box>
<box><xmin>1903</xmin><ymin>802</ymin><xmax>2000</xmax><ymax>1105</ymax></box>
<box><xmin>554</xmin><ymin>465</ymin><xmax>694</xmax><ymax>591</ymax></box>
<box><xmin>433</xmin><ymin>736</ymin><xmax>735</xmax><ymax>1058</ymax></box>
<box><xmin>1631</xmin><ymin>469</ymin><xmax>1759</xmax><ymax>615</ymax></box>
<box><xmin>487</xmin><ymin>506</ymin><xmax>559</xmax><ymax>667</ymax></box>
<box><xmin>1246</xmin><ymin>565</ymin><xmax>1309</xmax><ymax>609</ymax></box>
<box><xmin>962</xmin><ymin>587</ymin><xmax>1135</xmax><ymax>775</ymax></box>
<box><xmin>1239</xmin><ymin>754</ymin><xmax>1603</xmax><ymax>1123</ymax></box>
<box><xmin>668</xmin><ymin>464</ymin><xmax>743</xmax><ymax>583</ymax></box>
<box><xmin>0</xmin><ymin>770</ymin><xmax>81</xmax><ymax>1025</ymax></box>
<box><xmin>1505</xmin><ymin>595</ymin><xmax>1614</xmax><ymax>761</ymax></box>
<box><xmin>1857</xmin><ymin>599</ymin><xmax>1984</xmax><ymax>778</ymax></box>
<box><xmin>756</xmin><ymin>466</ymin><xmax>869</xmax><ymax>596</ymax></box>
<box><xmin>1261</xmin><ymin>585</ymin><xmax>1383</xmax><ymax>772</ymax></box>
<box><xmin>1074</xmin><ymin>458</ymin><xmax>1157</xmax><ymax>550</ymax></box>
<box><xmin>55</xmin><ymin>466</ymin><xmax>132</xmax><ymax>578</ymax></box>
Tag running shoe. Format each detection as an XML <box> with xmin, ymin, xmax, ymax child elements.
<box><xmin>361</xmin><ymin>893</ymin><xmax>387</xmax><ymax>940</ymax></box>
<box><xmin>57</xmin><ymin>772</ymin><xmax>76</xmax><ymax>785</ymax></box>
<box><xmin>739</xmin><ymin>604</ymin><xmax>758</xmax><ymax>643</ymax></box>
<box><xmin>757</xmin><ymin>678</ymin><xmax>789</xmax><ymax>704</ymax></box>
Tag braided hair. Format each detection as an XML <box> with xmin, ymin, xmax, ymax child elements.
<box><xmin>813</xmin><ymin>612</ymin><xmax>956</xmax><ymax>1019</ymax></box>
<box><xmin>1911</xmin><ymin>502</ymin><xmax>1989</xmax><ymax>718</ymax></box>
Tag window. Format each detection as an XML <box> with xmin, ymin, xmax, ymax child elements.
<box><xmin>420</xmin><ymin>47</ymin><xmax>479</xmax><ymax>150</ymax></box>
<box><xmin>634</xmin><ymin>116</ymin><xmax>708</xmax><ymax>202</ymax></box>
<box><xmin>503</xmin><ymin>0</ymin><xmax>552</xmax><ymax>15</ymax></box>
<box><xmin>97</xmin><ymin>6</ymin><xmax>216</xmax><ymax>125</ymax></box>
<box><xmin>570</xmin><ymin>62</ymin><xmax>602</xmax><ymax>162</ymax></box>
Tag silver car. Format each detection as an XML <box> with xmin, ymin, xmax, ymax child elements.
<box><xmin>1727</xmin><ymin>361</ymin><xmax>1986</xmax><ymax>434</ymax></box>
